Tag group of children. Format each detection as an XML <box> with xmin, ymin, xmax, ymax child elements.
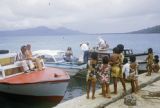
<box><xmin>86</xmin><ymin>45</ymin><xmax>160</xmax><ymax>100</ymax></box>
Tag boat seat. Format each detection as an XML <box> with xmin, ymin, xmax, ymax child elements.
<box><xmin>0</xmin><ymin>62</ymin><xmax>24</xmax><ymax>79</ymax></box>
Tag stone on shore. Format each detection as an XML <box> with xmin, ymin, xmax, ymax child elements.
<box><xmin>124</xmin><ymin>94</ymin><xmax>137</xmax><ymax>106</ymax></box>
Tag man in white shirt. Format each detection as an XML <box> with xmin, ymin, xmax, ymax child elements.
<box><xmin>98</xmin><ymin>37</ymin><xmax>109</xmax><ymax>50</ymax></box>
<box><xmin>80</xmin><ymin>42</ymin><xmax>89</xmax><ymax>63</ymax></box>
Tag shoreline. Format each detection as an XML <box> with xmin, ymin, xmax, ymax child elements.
<box><xmin>54</xmin><ymin>72</ymin><xmax>160</xmax><ymax>108</ymax></box>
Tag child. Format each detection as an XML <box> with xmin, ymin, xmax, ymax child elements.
<box><xmin>86</xmin><ymin>52</ymin><xmax>98</xmax><ymax>99</ymax></box>
<box><xmin>129</xmin><ymin>55</ymin><xmax>139</xmax><ymax>93</ymax></box>
<box><xmin>98</xmin><ymin>56</ymin><xmax>111</xmax><ymax>98</ymax></box>
<box><xmin>117</xmin><ymin>44</ymin><xmax>125</xmax><ymax>64</ymax></box>
<box><xmin>146</xmin><ymin>48</ymin><xmax>154</xmax><ymax>76</ymax></box>
<box><xmin>152</xmin><ymin>55</ymin><xmax>160</xmax><ymax>73</ymax></box>
<box><xmin>117</xmin><ymin>44</ymin><xmax>126</xmax><ymax>81</ymax></box>
<box><xmin>122</xmin><ymin>58</ymin><xmax>130</xmax><ymax>81</ymax></box>
<box><xmin>110</xmin><ymin>47</ymin><xmax>126</xmax><ymax>95</ymax></box>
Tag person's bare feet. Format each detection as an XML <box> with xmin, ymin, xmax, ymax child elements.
<box><xmin>92</xmin><ymin>96</ymin><xmax>96</xmax><ymax>100</ymax></box>
<box><xmin>86</xmin><ymin>95</ymin><xmax>89</xmax><ymax>99</ymax></box>
<box><xmin>111</xmin><ymin>91</ymin><xmax>117</xmax><ymax>94</ymax></box>
<box><xmin>134</xmin><ymin>90</ymin><xmax>139</xmax><ymax>94</ymax></box>
<box><xmin>123</xmin><ymin>90</ymin><xmax>126</xmax><ymax>95</ymax></box>
<box><xmin>38</xmin><ymin>69</ymin><xmax>43</xmax><ymax>71</ymax></box>
<box><xmin>103</xmin><ymin>95</ymin><xmax>107</xmax><ymax>98</ymax></box>
<box><xmin>137</xmin><ymin>86</ymin><xmax>140</xmax><ymax>91</ymax></box>
<box><xmin>113</xmin><ymin>92</ymin><xmax>117</xmax><ymax>95</ymax></box>
<box><xmin>99</xmin><ymin>92</ymin><xmax>102</xmax><ymax>95</ymax></box>
<box><xmin>146</xmin><ymin>73</ymin><xmax>151</xmax><ymax>76</ymax></box>
<box><xmin>106</xmin><ymin>95</ymin><xmax>111</xmax><ymax>98</ymax></box>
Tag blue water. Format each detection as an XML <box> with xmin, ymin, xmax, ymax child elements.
<box><xmin>0</xmin><ymin>34</ymin><xmax>160</xmax><ymax>56</ymax></box>
<box><xmin>0</xmin><ymin>34</ymin><xmax>160</xmax><ymax>108</ymax></box>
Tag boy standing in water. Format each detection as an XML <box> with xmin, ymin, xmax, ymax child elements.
<box><xmin>110</xmin><ymin>47</ymin><xmax>126</xmax><ymax>95</ymax></box>
<box><xmin>86</xmin><ymin>52</ymin><xmax>98</xmax><ymax>99</ymax></box>
<box><xmin>146</xmin><ymin>48</ymin><xmax>154</xmax><ymax>76</ymax></box>
<box><xmin>98</xmin><ymin>56</ymin><xmax>111</xmax><ymax>98</ymax></box>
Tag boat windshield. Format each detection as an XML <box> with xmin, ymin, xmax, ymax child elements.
<box><xmin>54</xmin><ymin>55</ymin><xmax>65</xmax><ymax>63</ymax></box>
<box><xmin>57</xmin><ymin>52</ymin><xmax>65</xmax><ymax>57</ymax></box>
<box><xmin>42</xmin><ymin>55</ymin><xmax>55</xmax><ymax>63</ymax></box>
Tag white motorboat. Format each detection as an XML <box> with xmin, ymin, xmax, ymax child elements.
<box><xmin>0</xmin><ymin>52</ymin><xmax>70</xmax><ymax>103</ymax></box>
<box><xmin>33</xmin><ymin>50</ymin><xmax>87</xmax><ymax>76</ymax></box>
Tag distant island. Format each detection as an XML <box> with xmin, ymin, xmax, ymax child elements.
<box><xmin>129</xmin><ymin>25</ymin><xmax>160</xmax><ymax>34</ymax></box>
<box><xmin>0</xmin><ymin>26</ymin><xmax>85</xmax><ymax>36</ymax></box>
<box><xmin>94</xmin><ymin>25</ymin><xmax>160</xmax><ymax>35</ymax></box>
<box><xmin>0</xmin><ymin>25</ymin><xmax>160</xmax><ymax>36</ymax></box>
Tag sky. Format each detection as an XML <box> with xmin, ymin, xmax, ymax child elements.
<box><xmin>0</xmin><ymin>0</ymin><xmax>160</xmax><ymax>33</ymax></box>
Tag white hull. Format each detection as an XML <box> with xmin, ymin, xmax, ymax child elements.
<box><xmin>46</xmin><ymin>63</ymin><xmax>87</xmax><ymax>76</ymax></box>
<box><xmin>0</xmin><ymin>81</ymin><xmax>68</xmax><ymax>97</ymax></box>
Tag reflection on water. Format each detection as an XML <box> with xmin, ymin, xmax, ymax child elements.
<box><xmin>62</xmin><ymin>72</ymin><xmax>103</xmax><ymax>103</ymax></box>
<box><xmin>62</xmin><ymin>74</ymin><xmax>87</xmax><ymax>102</ymax></box>
<box><xmin>0</xmin><ymin>93</ymin><xmax>57</xmax><ymax>108</ymax></box>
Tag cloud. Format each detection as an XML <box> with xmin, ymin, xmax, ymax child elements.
<box><xmin>0</xmin><ymin>0</ymin><xmax>160</xmax><ymax>33</ymax></box>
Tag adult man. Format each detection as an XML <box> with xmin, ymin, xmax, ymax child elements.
<box><xmin>80</xmin><ymin>42</ymin><xmax>89</xmax><ymax>63</ymax></box>
<box><xmin>98</xmin><ymin>37</ymin><xmax>109</xmax><ymax>50</ymax></box>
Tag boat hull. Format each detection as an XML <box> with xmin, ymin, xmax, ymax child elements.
<box><xmin>45</xmin><ymin>63</ymin><xmax>87</xmax><ymax>76</ymax></box>
<box><xmin>0</xmin><ymin>81</ymin><xmax>69</xmax><ymax>102</ymax></box>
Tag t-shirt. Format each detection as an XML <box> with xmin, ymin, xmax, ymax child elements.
<box><xmin>98</xmin><ymin>38</ymin><xmax>109</xmax><ymax>49</ymax></box>
<box><xmin>16</xmin><ymin>52</ymin><xmax>25</xmax><ymax>61</ymax></box>
<box><xmin>80</xmin><ymin>43</ymin><xmax>89</xmax><ymax>51</ymax></box>
<box><xmin>122</xmin><ymin>63</ymin><xmax>130</xmax><ymax>77</ymax></box>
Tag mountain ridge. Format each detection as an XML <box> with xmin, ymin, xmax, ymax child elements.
<box><xmin>0</xmin><ymin>25</ymin><xmax>160</xmax><ymax>36</ymax></box>
<box><xmin>0</xmin><ymin>26</ymin><xmax>85</xmax><ymax>36</ymax></box>
<box><xmin>129</xmin><ymin>25</ymin><xmax>160</xmax><ymax>34</ymax></box>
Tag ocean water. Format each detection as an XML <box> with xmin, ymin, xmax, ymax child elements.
<box><xmin>1</xmin><ymin>34</ymin><xmax>160</xmax><ymax>56</ymax></box>
<box><xmin>0</xmin><ymin>34</ymin><xmax>160</xmax><ymax>108</ymax></box>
